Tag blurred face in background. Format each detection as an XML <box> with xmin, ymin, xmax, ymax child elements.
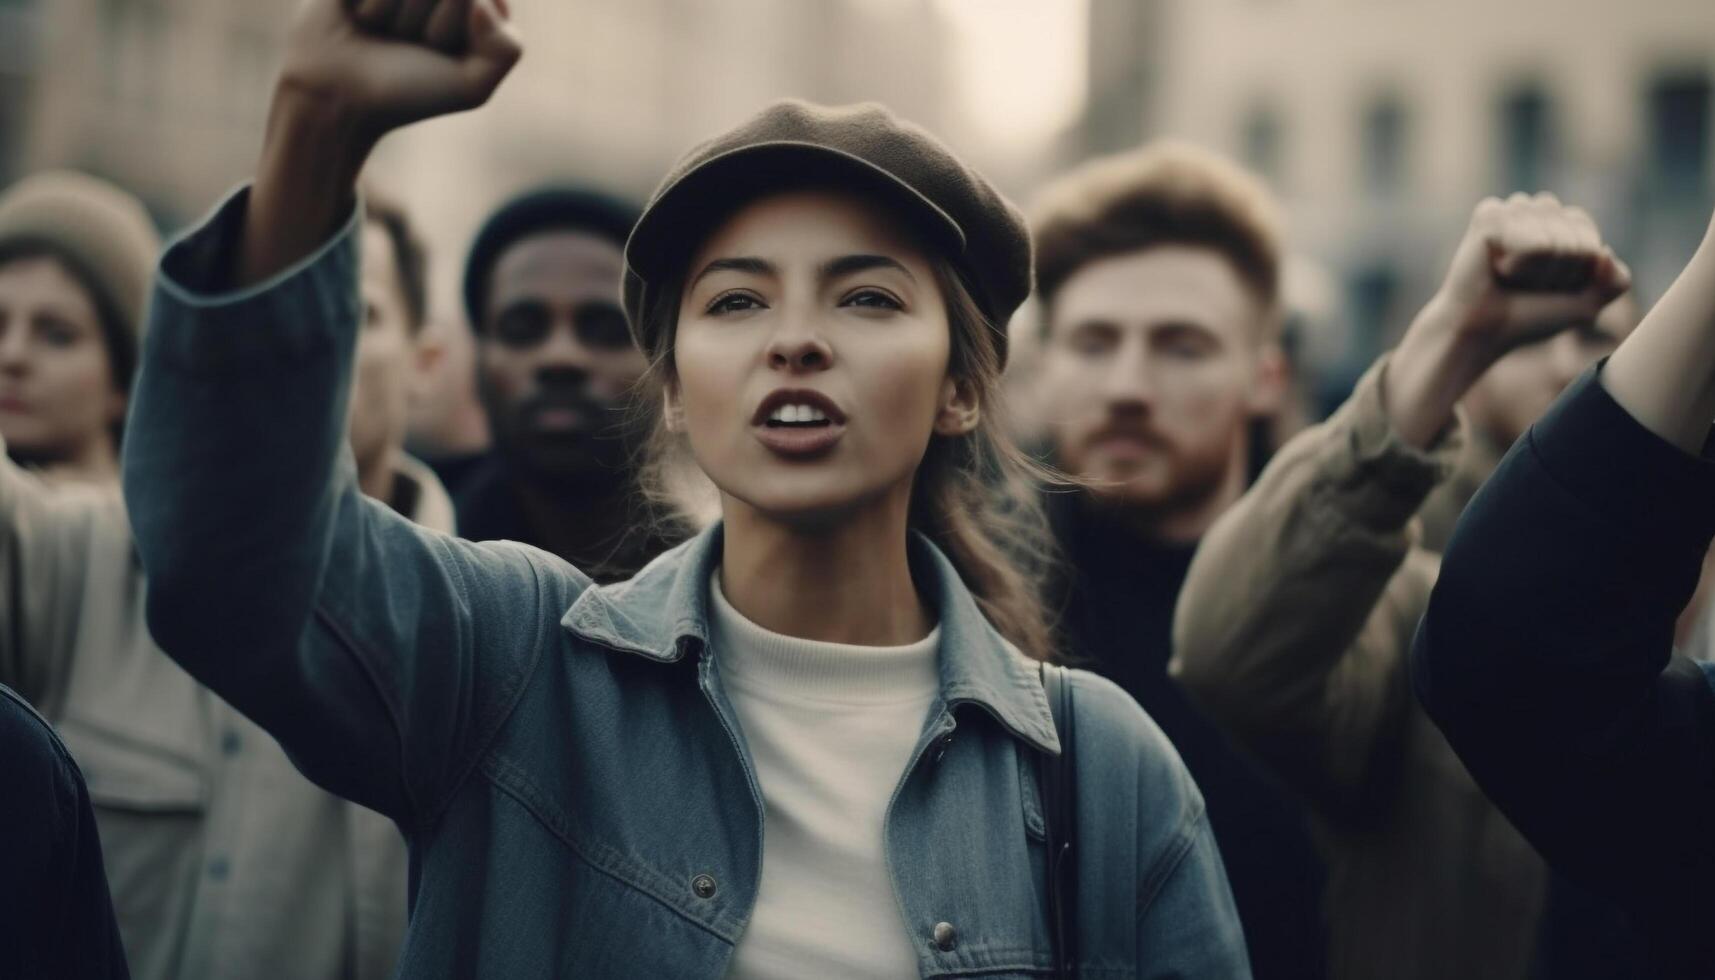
<box><xmin>1463</xmin><ymin>293</ymin><xmax>1640</xmax><ymax>450</ymax></box>
<box><xmin>349</xmin><ymin>220</ymin><xmax>436</xmax><ymax>482</ymax></box>
<box><xmin>0</xmin><ymin>254</ymin><xmax>124</xmax><ymax>469</ymax></box>
<box><xmin>477</xmin><ymin>230</ymin><xmax>647</xmax><ymax>488</ymax></box>
<box><xmin>1039</xmin><ymin>245</ymin><xmax>1283</xmax><ymax>519</ymax></box>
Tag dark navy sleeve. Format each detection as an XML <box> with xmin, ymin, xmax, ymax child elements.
<box><xmin>0</xmin><ymin>685</ymin><xmax>129</xmax><ymax>979</ymax></box>
<box><xmin>1411</xmin><ymin>364</ymin><xmax>1715</xmax><ymax>975</ymax></box>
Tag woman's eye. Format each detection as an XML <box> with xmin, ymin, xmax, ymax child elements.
<box><xmin>37</xmin><ymin>318</ymin><xmax>80</xmax><ymax>348</ymax></box>
<box><xmin>842</xmin><ymin>289</ymin><xmax>902</xmax><ymax>311</ymax></box>
<box><xmin>707</xmin><ymin>292</ymin><xmax>764</xmax><ymax>315</ymax></box>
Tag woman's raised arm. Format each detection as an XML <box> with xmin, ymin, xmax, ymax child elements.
<box><xmin>241</xmin><ymin>0</ymin><xmax>519</xmax><ymax>285</ymax></box>
<box><xmin>123</xmin><ymin>0</ymin><xmax>563</xmax><ymax>830</ymax></box>
<box><xmin>1598</xmin><ymin>209</ymin><xmax>1715</xmax><ymax>451</ymax></box>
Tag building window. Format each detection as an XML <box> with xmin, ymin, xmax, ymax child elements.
<box><xmin>1347</xmin><ymin>263</ymin><xmax>1399</xmax><ymax>363</ymax></box>
<box><xmin>1497</xmin><ymin>83</ymin><xmax>1555</xmax><ymax>194</ymax></box>
<box><xmin>1648</xmin><ymin>70</ymin><xmax>1711</xmax><ymax>196</ymax></box>
<box><xmin>1361</xmin><ymin>93</ymin><xmax>1409</xmax><ymax>194</ymax></box>
<box><xmin>1241</xmin><ymin>102</ymin><xmax>1284</xmax><ymax>184</ymax></box>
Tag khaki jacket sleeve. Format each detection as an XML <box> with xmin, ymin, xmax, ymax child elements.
<box><xmin>0</xmin><ymin>436</ymin><xmax>123</xmax><ymax>709</ymax></box>
<box><xmin>1169</xmin><ymin>356</ymin><xmax>1459</xmax><ymax>825</ymax></box>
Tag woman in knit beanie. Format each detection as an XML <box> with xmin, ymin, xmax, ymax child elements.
<box><xmin>0</xmin><ymin>171</ymin><xmax>160</xmax><ymax>482</ymax></box>
<box><xmin>121</xmin><ymin>2</ymin><xmax>1250</xmax><ymax>976</ymax></box>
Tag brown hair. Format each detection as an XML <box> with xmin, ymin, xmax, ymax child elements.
<box><xmin>363</xmin><ymin>192</ymin><xmax>429</xmax><ymax>337</ymax></box>
<box><xmin>631</xmin><ymin>236</ymin><xmax>1063</xmax><ymax>662</ymax></box>
<box><xmin>1032</xmin><ymin>140</ymin><xmax>1285</xmax><ymax>323</ymax></box>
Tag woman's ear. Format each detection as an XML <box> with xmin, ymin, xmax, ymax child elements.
<box><xmin>933</xmin><ymin>376</ymin><xmax>981</xmax><ymax>436</ymax></box>
<box><xmin>662</xmin><ymin>381</ymin><xmax>686</xmax><ymax>433</ymax></box>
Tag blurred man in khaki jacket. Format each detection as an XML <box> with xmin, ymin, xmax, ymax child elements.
<box><xmin>1171</xmin><ymin>192</ymin><xmax>1634</xmax><ymax>980</ymax></box>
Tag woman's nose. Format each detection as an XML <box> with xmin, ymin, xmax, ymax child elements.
<box><xmin>764</xmin><ymin>319</ymin><xmax>833</xmax><ymax>372</ymax></box>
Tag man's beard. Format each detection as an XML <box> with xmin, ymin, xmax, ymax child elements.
<box><xmin>1082</xmin><ymin>425</ymin><xmax>1237</xmax><ymax>519</ymax></box>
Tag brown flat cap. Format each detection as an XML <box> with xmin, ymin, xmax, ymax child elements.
<box><xmin>623</xmin><ymin>99</ymin><xmax>1031</xmax><ymax>367</ymax></box>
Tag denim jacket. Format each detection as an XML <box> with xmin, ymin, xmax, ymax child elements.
<box><xmin>123</xmin><ymin>188</ymin><xmax>1249</xmax><ymax>979</ymax></box>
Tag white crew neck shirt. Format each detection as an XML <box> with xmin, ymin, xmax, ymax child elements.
<box><xmin>709</xmin><ymin>572</ymin><xmax>941</xmax><ymax>980</ymax></box>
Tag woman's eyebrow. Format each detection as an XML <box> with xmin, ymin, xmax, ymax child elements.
<box><xmin>689</xmin><ymin>256</ymin><xmax>775</xmax><ymax>290</ymax></box>
<box><xmin>821</xmin><ymin>254</ymin><xmax>916</xmax><ymax>284</ymax></box>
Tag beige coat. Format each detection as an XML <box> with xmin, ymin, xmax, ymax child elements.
<box><xmin>0</xmin><ymin>442</ymin><xmax>453</xmax><ymax>980</ymax></box>
<box><xmin>1414</xmin><ymin>427</ymin><xmax>1504</xmax><ymax>555</ymax></box>
<box><xmin>1169</xmin><ymin>360</ymin><xmax>1546</xmax><ymax>980</ymax></box>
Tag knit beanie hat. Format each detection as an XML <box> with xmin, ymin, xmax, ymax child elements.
<box><xmin>624</xmin><ymin>99</ymin><xmax>1032</xmax><ymax>367</ymax></box>
<box><xmin>0</xmin><ymin>171</ymin><xmax>162</xmax><ymax>386</ymax></box>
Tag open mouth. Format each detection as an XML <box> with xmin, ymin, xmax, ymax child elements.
<box><xmin>752</xmin><ymin>389</ymin><xmax>846</xmax><ymax>457</ymax></box>
<box><xmin>762</xmin><ymin>403</ymin><xmax>835</xmax><ymax>429</ymax></box>
<box><xmin>751</xmin><ymin>388</ymin><xmax>847</xmax><ymax>427</ymax></box>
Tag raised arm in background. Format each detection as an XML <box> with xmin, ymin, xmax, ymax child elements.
<box><xmin>123</xmin><ymin>0</ymin><xmax>544</xmax><ymax>827</ymax></box>
<box><xmin>1412</xmin><ymin>204</ymin><xmax>1715</xmax><ymax>977</ymax></box>
<box><xmin>0</xmin><ymin>438</ymin><xmax>124</xmax><ymax>706</ymax></box>
<box><xmin>1170</xmin><ymin>193</ymin><xmax>1628</xmax><ymax>816</ymax></box>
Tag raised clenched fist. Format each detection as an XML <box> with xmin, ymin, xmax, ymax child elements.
<box><xmin>275</xmin><ymin>0</ymin><xmax>522</xmax><ymax>141</ymax></box>
<box><xmin>1436</xmin><ymin>192</ymin><xmax>1633</xmax><ymax>352</ymax></box>
<box><xmin>235</xmin><ymin>0</ymin><xmax>520</xmax><ymax>285</ymax></box>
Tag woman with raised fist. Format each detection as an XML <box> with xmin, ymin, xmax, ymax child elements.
<box><xmin>1170</xmin><ymin>192</ymin><xmax>1635</xmax><ymax>980</ymax></box>
<box><xmin>122</xmin><ymin>1</ymin><xmax>1249</xmax><ymax>975</ymax></box>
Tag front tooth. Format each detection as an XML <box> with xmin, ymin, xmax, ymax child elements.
<box><xmin>784</xmin><ymin>405</ymin><xmax>803</xmax><ymax>423</ymax></box>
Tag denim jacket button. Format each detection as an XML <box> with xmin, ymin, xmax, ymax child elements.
<box><xmin>932</xmin><ymin>733</ymin><xmax>954</xmax><ymax>764</ymax></box>
<box><xmin>932</xmin><ymin>921</ymin><xmax>957</xmax><ymax>952</ymax></box>
<box><xmin>691</xmin><ymin>873</ymin><xmax>718</xmax><ymax>899</ymax></box>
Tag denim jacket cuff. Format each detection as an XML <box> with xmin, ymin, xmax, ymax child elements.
<box><xmin>148</xmin><ymin>184</ymin><xmax>364</xmax><ymax>377</ymax></box>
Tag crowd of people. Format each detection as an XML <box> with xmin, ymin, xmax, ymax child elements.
<box><xmin>3</xmin><ymin>1</ymin><xmax>1714</xmax><ymax>978</ymax></box>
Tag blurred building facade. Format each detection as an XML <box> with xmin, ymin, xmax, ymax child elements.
<box><xmin>5</xmin><ymin>0</ymin><xmax>290</xmax><ymax>226</ymax></box>
<box><xmin>0</xmin><ymin>0</ymin><xmax>960</xmax><ymax>315</ymax></box>
<box><xmin>0</xmin><ymin>0</ymin><xmax>38</xmax><ymax>181</ymax></box>
<box><xmin>1107</xmin><ymin>0</ymin><xmax>1713</xmax><ymax>408</ymax></box>
<box><xmin>374</xmin><ymin>0</ymin><xmax>959</xmax><ymax>313</ymax></box>
<box><xmin>7</xmin><ymin>0</ymin><xmax>1709</xmax><ymax>388</ymax></box>
<box><xmin>1080</xmin><ymin>0</ymin><xmax>1164</xmax><ymax>156</ymax></box>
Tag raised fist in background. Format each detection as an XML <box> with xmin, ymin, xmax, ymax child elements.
<box><xmin>1434</xmin><ymin>191</ymin><xmax>1632</xmax><ymax>353</ymax></box>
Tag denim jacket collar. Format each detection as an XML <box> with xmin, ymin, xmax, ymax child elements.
<box><xmin>561</xmin><ymin>522</ymin><xmax>1060</xmax><ymax>755</ymax></box>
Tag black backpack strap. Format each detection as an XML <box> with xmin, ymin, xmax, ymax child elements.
<box><xmin>1039</xmin><ymin>662</ymin><xmax>1079</xmax><ymax>979</ymax></box>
